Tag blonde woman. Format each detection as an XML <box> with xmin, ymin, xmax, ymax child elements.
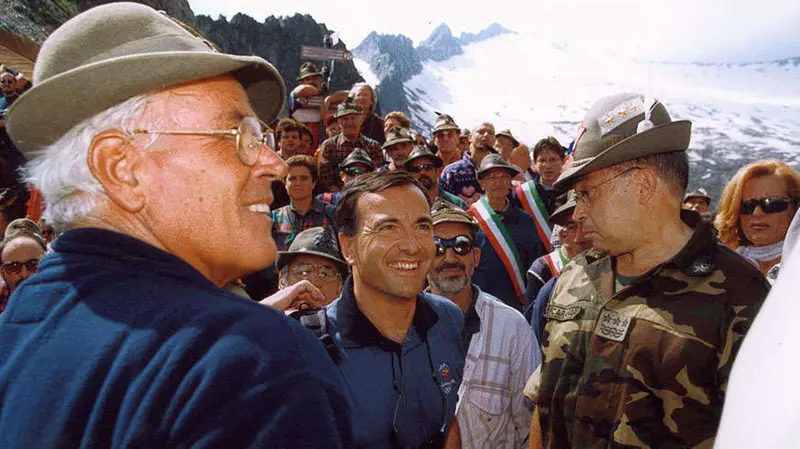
<box><xmin>716</xmin><ymin>160</ymin><xmax>800</xmax><ymax>281</ymax></box>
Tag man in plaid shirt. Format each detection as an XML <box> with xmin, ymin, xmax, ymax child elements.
<box><xmin>317</xmin><ymin>99</ymin><xmax>383</xmax><ymax>192</ymax></box>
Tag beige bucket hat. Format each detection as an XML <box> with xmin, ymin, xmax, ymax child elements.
<box><xmin>6</xmin><ymin>2</ymin><xmax>286</xmax><ymax>156</ymax></box>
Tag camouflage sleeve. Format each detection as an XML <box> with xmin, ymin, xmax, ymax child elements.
<box><xmin>716</xmin><ymin>274</ymin><xmax>770</xmax><ymax>394</ymax></box>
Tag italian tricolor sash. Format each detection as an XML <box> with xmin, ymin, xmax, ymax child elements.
<box><xmin>542</xmin><ymin>247</ymin><xmax>570</xmax><ymax>278</ymax></box>
<box><xmin>468</xmin><ymin>197</ymin><xmax>526</xmax><ymax>300</ymax></box>
<box><xmin>515</xmin><ymin>181</ymin><xmax>552</xmax><ymax>252</ymax></box>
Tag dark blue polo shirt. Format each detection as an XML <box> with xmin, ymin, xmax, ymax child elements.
<box><xmin>0</xmin><ymin>228</ymin><xmax>354</xmax><ymax>448</ymax></box>
<box><xmin>326</xmin><ymin>277</ymin><xmax>465</xmax><ymax>449</ymax></box>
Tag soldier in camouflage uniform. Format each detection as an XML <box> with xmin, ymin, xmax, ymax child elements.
<box><xmin>525</xmin><ymin>92</ymin><xmax>770</xmax><ymax>448</ymax></box>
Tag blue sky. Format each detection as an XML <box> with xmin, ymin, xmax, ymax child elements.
<box><xmin>188</xmin><ymin>0</ymin><xmax>800</xmax><ymax>63</ymax></box>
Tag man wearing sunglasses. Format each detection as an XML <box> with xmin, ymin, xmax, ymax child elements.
<box><xmin>317</xmin><ymin>148</ymin><xmax>375</xmax><ymax>206</ymax></box>
<box><xmin>0</xmin><ymin>4</ymin><xmax>353</xmax><ymax>448</ymax></box>
<box><xmin>404</xmin><ymin>145</ymin><xmax>467</xmax><ymax>209</ymax></box>
<box><xmin>528</xmin><ymin>93</ymin><xmax>769</xmax><ymax>448</ymax></box>
<box><xmin>0</xmin><ymin>218</ymin><xmax>46</xmax><ymax>314</ymax></box>
<box><xmin>427</xmin><ymin>200</ymin><xmax>539</xmax><ymax>449</ymax></box>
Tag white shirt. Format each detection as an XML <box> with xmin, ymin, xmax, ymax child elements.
<box><xmin>456</xmin><ymin>287</ymin><xmax>541</xmax><ymax>449</ymax></box>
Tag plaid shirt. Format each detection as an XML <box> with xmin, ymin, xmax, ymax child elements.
<box><xmin>271</xmin><ymin>197</ymin><xmax>336</xmax><ymax>251</ymax></box>
<box><xmin>317</xmin><ymin>134</ymin><xmax>383</xmax><ymax>191</ymax></box>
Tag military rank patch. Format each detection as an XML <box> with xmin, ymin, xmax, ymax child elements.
<box><xmin>597</xmin><ymin>98</ymin><xmax>643</xmax><ymax>136</ymax></box>
<box><xmin>544</xmin><ymin>304</ymin><xmax>582</xmax><ymax>321</ymax></box>
<box><xmin>595</xmin><ymin>309</ymin><xmax>631</xmax><ymax>342</ymax></box>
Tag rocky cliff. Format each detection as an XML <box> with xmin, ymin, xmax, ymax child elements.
<box><xmin>352</xmin><ymin>23</ymin><xmax>514</xmax><ymax>118</ymax></box>
<box><xmin>1</xmin><ymin>0</ymin><xmax>363</xmax><ymax>107</ymax></box>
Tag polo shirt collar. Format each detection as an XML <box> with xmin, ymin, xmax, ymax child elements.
<box><xmin>289</xmin><ymin>197</ymin><xmax>325</xmax><ymax>216</ymax></box>
<box><xmin>337</xmin><ymin>276</ymin><xmax>439</xmax><ymax>351</ymax></box>
<box><xmin>461</xmin><ymin>285</ymin><xmax>481</xmax><ymax>350</ymax></box>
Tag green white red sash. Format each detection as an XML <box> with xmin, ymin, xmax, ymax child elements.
<box><xmin>468</xmin><ymin>197</ymin><xmax>526</xmax><ymax>300</ymax></box>
<box><xmin>542</xmin><ymin>247</ymin><xmax>569</xmax><ymax>278</ymax></box>
<box><xmin>515</xmin><ymin>181</ymin><xmax>552</xmax><ymax>251</ymax></box>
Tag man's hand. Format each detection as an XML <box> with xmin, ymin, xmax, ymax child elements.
<box><xmin>260</xmin><ymin>280</ymin><xmax>326</xmax><ymax>313</ymax></box>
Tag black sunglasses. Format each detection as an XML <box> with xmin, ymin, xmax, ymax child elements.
<box><xmin>740</xmin><ymin>197</ymin><xmax>791</xmax><ymax>215</ymax></box>
<box><xmin>0</xmin><ymin>79</ymin><xmax>15</xmax><ymax>85</ymax></box>
<box><xmin>407</xmin><ymin>163</ymin><xmax>436</xmax><ymax>174</ymax></box>
<box><xmin>434</xmin><ymin>235</ymin><xmax>473</xmax><ymax>257</ymax></box>
<box><xmin>343</xmin><ymin>167</ymin><xmax>367</xmax><ymax>177</ymax></box>
<box><xmin>1</xmin><ymin>258</ymin><xmax>39</xmax><ymax>275</ymax></box>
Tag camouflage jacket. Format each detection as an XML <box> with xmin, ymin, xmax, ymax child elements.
<box><xmin>528</xmin><ymin>217</ymin><xmax>769</xmax><ymax>448</ymax></box>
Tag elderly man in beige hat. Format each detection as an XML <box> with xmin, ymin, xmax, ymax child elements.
<box><xmin>0</xmin><ymin>3</ymin><xmax>353</xmax><ymax>447</ymax></box>
<box><xmin>527</xmin><ymin>93</ymin><xmax>769</xmax><ymax>448</ymax></box>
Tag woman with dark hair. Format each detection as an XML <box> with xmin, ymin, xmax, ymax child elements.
<box><xmin>716</xmin><ymin>159</ymin><xmax>800</xmax><ymax>281</ymax></box>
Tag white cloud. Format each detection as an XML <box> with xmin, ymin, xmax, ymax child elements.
<box><xmin>188</xmin><ymin>0</ymin><xmax>800</xmax><ymax>63</ymax></box>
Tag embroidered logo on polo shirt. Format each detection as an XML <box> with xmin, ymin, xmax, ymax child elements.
<box><xmin>595</xmin><ymin>309</ymin><xmax>631</xmax><ymax>342</ymax></box>
<box><xmin>438</xmin><ymin>363</ymin><xmax>457</xmax><ymax>395</ymax></box>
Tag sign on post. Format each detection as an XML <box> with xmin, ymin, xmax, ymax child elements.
<box><xmin>301</xmin><ymin>45</ymin><xmax>352</xmax><ymax>61</ymax></box>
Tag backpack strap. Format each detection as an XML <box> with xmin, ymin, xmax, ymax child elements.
<box><xmin>297</xmin><ymin>308</ymin><xmax>341</xmax><ymax>365</ymax></box>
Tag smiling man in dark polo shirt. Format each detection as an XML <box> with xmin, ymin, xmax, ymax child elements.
<box><xmin>0</xmin><ymin>4</ymin><xmax>353</xmax><ymax>448</ymax></box>
<box><xmin>327</xmin><ymin>171</ymin><xmax>465</xmax><ymax>448</ymax></box>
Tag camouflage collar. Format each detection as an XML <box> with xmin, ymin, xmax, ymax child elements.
<box><xmin>666</xmin><ymin>209</ymin><xmax>717</xmax><ymax>277</ymax></box>
<box><xmin>583</xmin><ymin>209</ymin><xmax>716</xmax><ymax>278</ymax></box>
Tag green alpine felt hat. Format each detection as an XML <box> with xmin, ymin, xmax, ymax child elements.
<box><xmin>684</xmin><ymin>188</ymin><xmax>710</xmax><ymax>203</ymax></box>
<box><xmin>334</xmin><ymin>98</ymin><xmax>362</xmax><ymax>119</ymax></box>
<box><xmin>496</xmin><ymin>129</ymin><xmax>519</xmax><ymax>147</ymax></box>
<box><xmin>431</xmin><ymin>197</ymin><xmax>478</xmax><ymax>229</ymax></box>
<box><xmin>549</xmin><ymin>190</ymin><xmax>577</xmax><ymax>227</ymax></box>
<box><xmin>276</xmin><ymin>227</ymin><xmax>348</xmax><ymax>277</ymax></box>
<box><xmin>382</xmin><ymin>126</ymin><xmax>414</xmax><ymax>149</ymax></box>
<box><xmin>340</xmin><ymin>148</ymin><xmax>374</xmax><ymax>170</ymax></box>
<box><xmin>432</xmin><ymin>113</ymin><xmax>460</xmax><ymax>134</ymax></box>
<box><xmin>297</xmin><ymin>62</ymin><xmax>323</xmax><ymax>81</ymax></box>
<box><xmin>403</xmin><ymin>145</ymin><xmax>443</xmax><ymax>169</ymax></box>
<box><xmin>554</xmin><ymin>92</ymin><xmax>692</xmax><ymax>189</ymax></box>
<box><xmin>477</xmin><ymin>153</ymin><xmax>520</xmax><ymax>178</ymax></box>
<box><xmin>6</xmin><ymin>2</ymin><xmax>286</xmax><ymax>156</ymax></box>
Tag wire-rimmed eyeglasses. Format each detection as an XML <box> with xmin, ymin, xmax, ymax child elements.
<box><xmin>130</xmin><ymin>116</ymin><xmax>276</xmax><ymax>166</ymax></box>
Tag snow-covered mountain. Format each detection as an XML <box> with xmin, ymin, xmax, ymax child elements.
<box><xmin>354</xmin><ymin>29</ymin><xmax>800</xmax><ymax>202</ymax></box>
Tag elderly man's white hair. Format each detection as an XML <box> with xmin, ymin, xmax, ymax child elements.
<box><xmin>349</xmin><ymin>83</ymin><xmax>376</xmax><ymax>112</ymax></box>
<box><xmin>23</xmin><ymin>94</ymin><xmax>154</xmax><ymax>233</ymax></box>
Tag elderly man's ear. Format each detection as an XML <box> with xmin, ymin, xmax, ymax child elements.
<box><xmin>87</xmin><ymin>130</ymin><xmax>146</xmax><ymax>213</ymax></box>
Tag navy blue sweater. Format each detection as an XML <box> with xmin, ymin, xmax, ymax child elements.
<box><xmin>0</xmin><ymin>228</ymin><xmax>353</xmax><ymax>448</ymax></box>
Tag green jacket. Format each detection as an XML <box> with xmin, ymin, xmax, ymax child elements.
<box><xmin>529</xmin><ymin>215</ymin><xmax>769</xmax><ymax>448</ymax></box>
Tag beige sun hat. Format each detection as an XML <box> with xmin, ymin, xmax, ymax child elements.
<box><xmin>6</xmin><ymin>2</ymin><xmax>286</xmax><ymax>156</ymax></box>
<box><xmin>554</xmin><ymin>92</ymin><xmax>691</xmax><ymax>189</ymax></box>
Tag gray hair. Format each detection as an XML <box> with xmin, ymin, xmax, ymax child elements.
<box><xmin>23</xmin><ymin>94</ymin><xmax>154</xmax><ymax>233</ymax></box>
<box><xmin>349</xmin><ymin>83</ymin><xmax>376</xmax><ymax>112</ymax></box>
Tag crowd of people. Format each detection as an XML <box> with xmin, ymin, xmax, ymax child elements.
<box><xmin>0</xmin><ymin>3</ymin><xmax>797</xmax><ymax>448</ymax></box>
